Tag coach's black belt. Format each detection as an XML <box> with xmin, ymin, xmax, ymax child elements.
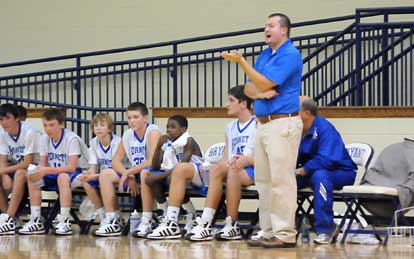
<box><xmin>257</xmin><ymin>112</ymin><xmax>299</xmax><ymax>124</ymax></box>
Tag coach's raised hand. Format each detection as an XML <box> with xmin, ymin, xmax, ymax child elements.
<box><xmin>221</xmin><ymin>50</ymin><xmax>244</xmax><ymax>63</ymax></box>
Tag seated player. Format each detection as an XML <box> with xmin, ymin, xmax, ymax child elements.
<box><xmin>94</xmin><ymin>102</ymin><xmax>161</xmax><ymax>236</ymax></box>
<box><xmin>135</xmin><ymin>115</ymin><xmax>202</xmax><ymax>238</ymax></box>
<box><xmin>19</xmin><ymin>108</ymin><xmax>89</xmax><ymax>235</ymax></box>
<box><xmin>0</xmin><ymin>103</ymin><xmax>40</xmax><ymax>235</ymax></box>
<box><xmin>79</xmin><ymin>113</ymin><xmax>122</xmax><ymax>227</ymax></box>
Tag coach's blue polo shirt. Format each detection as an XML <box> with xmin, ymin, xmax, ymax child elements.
<box><xmin>252</xmin><ymin>39</ymin><xmax>303</xmax><ymax>117</ymax></box>
<box><xmin>297</xmin><ymin>115</ymin><xmax>357</xmax><ymax>175</ymax></box>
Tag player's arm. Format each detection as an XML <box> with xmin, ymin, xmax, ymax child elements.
<box><xmin>230</xmin><ymin>154</ymin><xmax>254</xmax><ymax>170</ymax></box>
<box><xmin>122</xmin><ymin>130</ymin><xmax>161</xmax><ymax>196</ymax></box>
<box><xmin>82</xmin><ymin>145</ymin><xmax>99</xmax><ymax>180</ymax></box>
<box><xmin>111</xmin><ymin>141</ymin><xmax>128</xmax><ymax>175</ymax></box>
<box><xmin>0</xmin><ymin>131</ymin><xmax>36</xmax><ymax>174</ymax></box>
<box><xmin>181</xmin><ymin>137</ymin><xmax>198</xmax><ymax>163</ymax></box>
<box><xmin>0</xmin><ymin>155</ymin><xmax>8</xmax><ymax>175</ymax></box>
<box><xmin>151</xmin><ymin>135</ymin><xmax>168</xmax><ymax>170</ymax></box>
<box><xmin>219</xmin><ymin>135</ymin><xmax>229</xmax><ymax>165</ymax></box>
<box><xmin>147</xmin><ymin>137</ymin><xmax>199</xmax><ymax>184</ymax></box>
<box><xmin>29</xmin><ymin>153</ymin><xmax>48</xmax><ymax>183</ymax></box>
<box><xmin>79</xmin><ymin>164</ymin><xmax>98</xmax><ymax>182</ymax></box>
<box><xmin>38</xmin><ymin>155</ymin><xmax>47</xmax><ymax>167</ymax></box>
<box><xmin>147</xmin><ymin>135</ymin><xmax>191</xmax><ymax>185</ymax></box>
<box><xmin>0</xmin><ymin>153</ymin><xmax>35</xmax><ymax>175</ymax></box>
<box><xmin>85</xmin><ymin>145</ymin><xmax>99</xmax><ymax>175</ymax></box>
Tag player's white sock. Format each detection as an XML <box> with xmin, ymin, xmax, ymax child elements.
<box><xmin>105</xmin><ymin>212</ymin><xmax>116</xmax><ymax>219</ymax></box>
<box><xmin>96</xmin><ymin>207</ymin><xmax>105</xmax><ymax>219</ymax></box>
<box><xmin>142</xmin><ymin>211</ymin><xmax>153</xmax><ymax>222</ymax></box>
<box><xmin>166</xmin><ymin>206</ymin><xmax>180</xmax><ymax>222</ymax></box>
<box><xmin>31</xmin><ymin>206</ymin><xmax>41</xmax><ymax>218</ymax></box>
<box><xmin>60</xmin><ymin>207</ymin><xmax>70</xmax><ymax>218</ymax></box>
<box><xmin>201</xmin><ymin>207</ymin><xmax>215</xmax><ymax>223</ymax></box>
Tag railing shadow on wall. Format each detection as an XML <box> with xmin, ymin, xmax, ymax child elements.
<box><xmin>0</xmin><ymin>6</ymin><xmax>413</xmax><ymax>141</ymax></box>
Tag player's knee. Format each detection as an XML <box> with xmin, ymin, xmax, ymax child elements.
<box><xmin>82</xmin><ymin>181</ymin><xmax>91</xmax><ymax>189</ymax></box>
<box><xmin>15</xmin><ymin>169</ymin><xmax>27</xmax><ymax>177</ymax></box>
<box><xmin>100</xmin><ymin>169</ymin><xmax>114</xmax><ymax>178</ymax></box>
<box><xmin>57</xmin><ymin>173</ymin><xmax>70</xmax><ymax>186</ymax></box>
<box><xmin>210</xmin><ymin>166</ymin><xmax>227</xmax><ymax>180</ymax></box>
<box><xmin>99</xmin><ymin>170</ymin><xmax>116</xmax><ymax>183</ymax></box>
<box><xmin>172</xmin><ymin>163</ymin><xmax>193</xmax><ymax>179</ymax></box>
<box><xmin>2</xmin><ymin>182</ymin><xmax>12</xmax><ymax>192</ymax></box>
<box><xmin>140</xmin><ymin>170</ymin><xmax>150</xmax><ymax>181</ymax></box>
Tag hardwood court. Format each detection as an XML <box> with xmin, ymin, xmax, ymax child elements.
<box><xmin>0</xmin><ymin>235</ymin><xmax>413</xmax><ymax>259</ymax></box>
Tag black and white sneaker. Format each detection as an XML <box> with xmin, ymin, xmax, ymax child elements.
<box><xmin>18</xmin><ymin>216</ymin><xmax>45</xmax><ymax>235</ymax></box>
<box><xmin>185</xmin><ymin>217</ymin><xmax>214</xmax><ymax>241</ymax></box>
<box><xmin>182</xmin><ymin>213</ymin><xmax>196</xmax><ymax>236</ymax></box>
<box><xmin>94</xmin><ymin>217</ymin><xmax>122</xmax><ymax>237</ymax></box>
<box><xmin>132</xmin><ymin>219</ymin><xmax>154</xmax><ymax>238</ymax></box>
<box><xmin>54</xmin><ymin>214</ymin><xmax>73</xmax><ymax>235</ymax></box>
<box><xmin>117</xmin><ymin>215</ymin><xmax>126</xmax><ymax>229</ymax></box>
<box><xmin>146</xmin><ymin>220</ymin><xmax>181</xmax><ymax>240</ymax></box>
<box><xmin>215</xmin><ymin>216</ymin><xmax>242</xmax><ymax>240</ymax></box>
<box><xmin>0</xmin><ymin>213</ymin><xmax>17</xmax><ymax>235</ymax></box>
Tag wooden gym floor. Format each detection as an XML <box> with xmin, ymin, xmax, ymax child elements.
<box><xmin>0</xmin><ymin>234</ymin><xmax>413</xmax><ymax>259</ymax></box>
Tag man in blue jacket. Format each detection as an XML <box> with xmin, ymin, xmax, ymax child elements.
<box><xmin>296</xmin><ymin>97</ymin><xmax>357</xmax><ymax>244</ymax></box>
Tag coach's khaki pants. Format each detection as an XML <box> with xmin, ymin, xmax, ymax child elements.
<box><xmin>255</xmin><ymin>115</ymin><xmax>303</xmax><ymax>243</ymax></box>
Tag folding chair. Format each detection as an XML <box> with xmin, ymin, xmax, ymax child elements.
<box><xmin>339</xmin><ymin>143</ymin><xmax>402</xmax><ymax>245</ymax></box>
<box><xmin>296</xmin><ymin>143</ymin><xmax>375</xmax><ymax>234</ymax></box>
<box><xmin>204</xmin><ymin>142</ymin><xmax>226</xmax><ymax>164</ymax></box>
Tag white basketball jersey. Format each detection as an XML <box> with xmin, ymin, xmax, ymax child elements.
<box><xmin>40</xmin><ymin>129</ymin><xmax>89</xmax><ymax>169</ymax></box>
<box><xmin>225</xmin><ymin>117</ymin><xmax>256</xmax><ymax>161</ymax></box>
<box><xmin>88</xmin><ymin>134</ymin><xmax>122</xmax><ymax>170</ymax></box>
<box><xmin>243</xmin><ymin>128</ymin><xmax>256</xmax><ymax>157</ymax></box>
<box><xmin>0</xmin><ymin>122</ymin><xmax>40</xmax><ymax>164</ymax></box>
<box><xmin>122</xmin><ymin>124</ymin><xmax>161</xmax><ymax>167</ymax></box>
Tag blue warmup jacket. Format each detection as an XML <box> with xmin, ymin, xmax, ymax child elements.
<box><xmin>297</xmin><ymin>116</ymin><xmax>357</xmax><ymax>174</ymax></box>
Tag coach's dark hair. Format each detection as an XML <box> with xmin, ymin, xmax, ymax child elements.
<box><xmin>228</xmin><ymin>85</ymin><xmax>252</xmax><ymax>109</ymax></box>
<box><xmin>16</xmin><ymin>105</ymin><xmax>27</xmax><ymax>120</ymax></box>
<box><xmin>0</xmin><ymin>103</ymin><xmax>20</xmax><ymax>118</ymax></box>
<box><xmin>300</xmin><ymin>99</ymin><xmax>318</xmax><ymax>116</ymax></box>
<box><xmin>268</xmin><ymin>13</ymin><xmax>291</xmax><ymax>37</ymax></box>
<box><xmin>169</xmin><ymin>115</ymin><xmax>188</xmax><ymax>129</ymax></box>
<box><xmin>42</xmin><ymin>108</ymin><xmax>65</xmax><ymax>124</ymax></box>
<box><xmin>127</xmin><ymin>102</ymin><xmax>148</xmax><ymax>116</ymax></box>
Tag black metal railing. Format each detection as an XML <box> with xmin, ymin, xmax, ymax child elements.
<box><xmin>1</xmin><ymin>7</ymin><xmax>413</xmax><ymax>141</ymax></box>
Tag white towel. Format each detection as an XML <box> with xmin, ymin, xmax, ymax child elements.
<box><xmin>160</xmin><ymin>132</ymin><xmax>191</xmax><ymax>170</ymax></box>
<box><xmin>172</xmin><ymin>131</ymin><xmax>190</xmax><ymax>150</ymax></box>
